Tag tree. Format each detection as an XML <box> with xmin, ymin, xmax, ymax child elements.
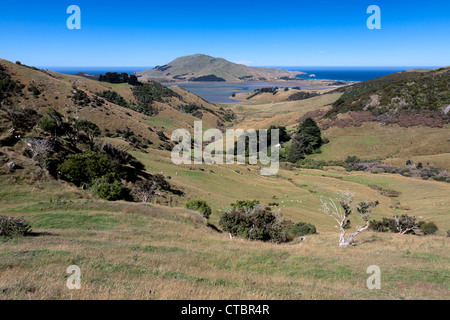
<box><xmin>128</xmin><ymin>75</ymin><xmax>141</xmax><ymax>86</ymax></box>
<box><xmin>320</xmin><ymin>190</ymin><xmax>379</xmax><ymax>248</ymax></box>
<box><xmin>74</xmin><ymin>119</ymin><xmax>101</xmax><ymax>148</ymax></box>
<box><xmin>39</xmin><ymin>109</ymin><xmax>65</xmax><ymax>138</ymax></box>
<box><xmin>392</xmin><ymin>215</ymin><xmax>420</xmax><ymax>234</ymax></box>
<box><xmin>133</xmin><ymin>179</ymin><xmax>158</xmax><ymax>203</ymax></box>
<box><xmin>268</xmin><ymin>125</ymin><xmax>290</xmax><ymax>144</ymax></box>
<box><xmin>120</xmin><ymin>73</ymin><xmax>129</xmax><ymax>83</ymax></box>
<box><xmin>288</xmin><ymin>117</ymin><xmax>323</xmax><ymax>163</ymax></box>
<box><xmin>22</xmin><ymin>138</ymin><xmax>54</xmax><ymax>160</ymax></box>
<box><xmin>58</xmin><ymin>152</ymin><xmax>117</xmax><ymax>187</ymax></box>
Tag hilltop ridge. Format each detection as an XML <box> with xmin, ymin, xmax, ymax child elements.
<box><xmin>136</xmin><ymin>54</ymin><xmax>306</xmax><ymax>82</ymax></box>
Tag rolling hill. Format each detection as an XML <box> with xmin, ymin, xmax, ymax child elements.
<box><xmin>324</xmin><ymin>66</ymin><xmax>450</xmax><ymax>125</ymax></box>
<box><xmin>0</xmin><ymin>58</ymin><xmax>233</xmax><ymax>149</ymax></box>
<box><xmin>135</xmin><ymin>54</ymin><xmax>306</xmax><ymax>82</ymax></box>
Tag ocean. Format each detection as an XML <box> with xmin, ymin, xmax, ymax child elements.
<box><xmin>281</xmin><ymin>66</ymin><xmax>439</xmax><ymax>82</ymax></box>
<box><xmin>42</xmin><ymin>67</ymin><xmax>151</xmax><ymax>75</ymax></box>
<box><xmin>42</xmin><ymin>66</ymin><xmax>439</xmax><ymax>82</ymax></box>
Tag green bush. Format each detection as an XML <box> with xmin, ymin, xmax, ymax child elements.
<box><xmin>28</xmin><ymin>86</ymin><xmax>40</xmax><ymax>96</ymax></box>
<box><xmin>0</xmin><ymin>216</ymin><xmax>32</xmax><ymax>237</ymax></box>
<box><xmin>418</xmin><ymin>221</ymin><xmax>439</xmax><ymax>235</ymax></box>
<box><xmin>231</xmin><ymin>200</ymin><xmax>260</xmax><ymax>211</ymax></box>
<box><xmin>288</xmin><ymin>222</ymin><xmax>317</xmax><ymax>236</ymax></box>
<box><xmin>89</xmin><ymin>174</ymin><xmax>127</xmax><ymax>201</ymax></box>
<box><xmin>219</xmin><ymin>202</ymin><xmax>287</xmax><ymax>243</ymax></box>
<box><xmin>58</xmin><ymin>152</ymin><xmax>117</xmax><ymax>187</ymax></box>
<box><xmin>39</xmin><ymin>116</ymin><xmax>57</xmax><ymax>133</ymax></box>
<box><xmin>185</xmin><ymin>199</ymin><xmax>212</xmax><ymax>219</ymax></box>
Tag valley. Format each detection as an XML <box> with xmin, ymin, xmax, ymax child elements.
<box><xmin>0</xmin><ymin>57</ymin><xmax>449</xmax><ymax>300</ymax></box>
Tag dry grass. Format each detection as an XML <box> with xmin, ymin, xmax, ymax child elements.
<box><xmin>1</xmin><ymin>58</ymin><xmax>449</xmax><ymax>300</ymax></box>
<box><xmin>0</xmin><ymin>200</ymin><xmax>448</xmax><ymax>300</ymax></box>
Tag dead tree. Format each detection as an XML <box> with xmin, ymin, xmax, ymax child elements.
<box><xmin>22</xmin><ymin>138</ymin><xmax>54</xmax><ymax>160</ymax></box>
<box><xmin>393</xmin><ymin>215</ymin><xmax>421</xmax><ymax>235</ymax></box>
<box><xmin>133</xmin><ymin>180</ymin><xmax>158</xmax><ymax>203</ymax></box>
<box><xmin>320</xmin><ymin>190</ymin><xmax>379</xmax><ymax>248</ymax></box>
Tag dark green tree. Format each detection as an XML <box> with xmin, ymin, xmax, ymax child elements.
<box><xmin>38</xmin><ymin>109</ymin><xmax>65</xmax><ymax>137</ymax></box>
<box><xmin>58</xmin><ymin>152</ymin><xmax>117</xmax><ymax>187</ymax></box>
<box><xmin>287</xmin><ymin>118</ymin><xmax>323</xmax><ymax>163</ymax></box>
<box><xmin>74</xmin><ymin>120</ymin><xmax>101</xmax><ymax>148</ymax></box>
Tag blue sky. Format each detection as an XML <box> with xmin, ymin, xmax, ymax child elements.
<box><xmin>0</xmin><ymin>0</ymin><xmax>449</xmax><ymax>67</ymax></box>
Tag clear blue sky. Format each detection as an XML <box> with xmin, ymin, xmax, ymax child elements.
<box><xmin>1</xmin><ymin>0</ymin><xmax>449</xmax><ymax>67</ymax></box>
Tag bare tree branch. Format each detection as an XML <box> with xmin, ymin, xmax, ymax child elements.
<box><xmin>320</xmin><ymin>190</ymin><xmax>378</xmax><ymax>248</ymax></box>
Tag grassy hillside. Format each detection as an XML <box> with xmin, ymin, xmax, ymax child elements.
<box><xmin>0</xmin><ymin>195</ymin><xmax>448</xmax><ymax>299</ymax></box>
<box><xmin>0</xmin><ymin>59</ymin><xmax>231</xmax><ymax>148</ymax></box>
<box><xmin>327</xmin><ymin>67</ymin><xmax>450</xmax><ymax>118</ymax></box>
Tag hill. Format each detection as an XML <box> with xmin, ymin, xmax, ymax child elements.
<box><xmin>136</xmin><ymin>54</ymin><xmax>306</xmax><ymax>82</ymax></box>
<box><xmin>323</xmin><ymin>67</ymin><xmax>450</xmax><ymax>127</ymax></box>
<box><xmin>0</xmin><ymin>58</ymin><xmax>234</xmax><ymax>149</ymax></box>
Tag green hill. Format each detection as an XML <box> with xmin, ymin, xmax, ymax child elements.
<box><xmin>326</xmin><ymin>67</ymin><xmax>450</xmax><ymax>122</ymax></box>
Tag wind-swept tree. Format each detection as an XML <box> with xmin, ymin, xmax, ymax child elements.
<box><xmin>320</xmin><ymin>190</ymin><xmax>379</xmax><ymax>248</ymax></box>
<box><xmin>287</xmin><ymin>117</ymin><xmax>323</xmax><ymax>163</ymax></box>
<box><xmin>74</xmin><ymin>119</ymin><xmax>101</xmax><ymax>148</ymax></box>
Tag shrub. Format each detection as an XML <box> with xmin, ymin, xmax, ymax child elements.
<box><xmin>58</xmin><ymin>152</ymin><xmax>117</xmax><ymax>187</ymax></box>
<box><xmin>288</xmin><ymin>222</ymin><xmax>317</xmax><ymax>236</ymax></box>
<box><xmin>219</xmin><ymin>202</ymin><xmax>287</xmax><ymax>243</ymax></box>
<box><xmin>447</xmin><ymin>230</ymin><xmax>450</xmax><ymax>237</ymax></box>
<box><xmin>96</xmin><ymin>90</ymin><xmax>129</xmax><ymax>108</ymax></box>
<box><xmin>28</xmin><ymin>86</ymin><xmax>40</xmax><ymax>96</ymax></box>
<box><xmin>185</xmin><ymin>199</ymin><xmax>212</xmax><ymax>219</ymax></box>
<box><xmin>369</xmin><ymin>215</ymin><xmax>437</xmax><ymax>235</ymax></box>
<box><xmin>288</xmin><ymin>91</ymin><xmax>320</xmax><ymax>101</ymax></box>
<box><xmin>89</xmin><ymin>174</ymin><xmax>127</xmax><ymax>201</ymax></box>
<box><xmin>346</xmin><ymin>155</ymin><xmax>361</xmax><ymax>164</ymax></box>
<box><xmin>369</xmin><ymin>218</ymin><xmax>392</xmax><ymax>232</ymax></box>
<box><xmin>39</xmin><ymin>116</ymin><xmax>58</xmax><ymax>133</ymax></box>
<box><xmin>0</xmin><ymin>216</ymin><xmax>32</xmax><ymax>237</ymax></box>
<box><xmin>230</xmin><ymin>200</ymin><xmax>260</xmax><ymax>211</ymax></box>
<box><xmin>418</xmin><ymin>221</ymin><xmax>439</xmax><ymax>235</ymax></box>
<box><xmin>74</xmin><ymin>119</ymin><xmax>101</xmax><ymax>146</ymax></box>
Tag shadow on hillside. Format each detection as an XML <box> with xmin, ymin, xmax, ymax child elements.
<box><xmin>27</xmin><ymin>231</ymin><xmax>59</xmax><ymax>237</ymax></box>
<box><xmin>206</xmin><ymin>223</ymin><xmax>222</xmax><ymax>233</ymax></box>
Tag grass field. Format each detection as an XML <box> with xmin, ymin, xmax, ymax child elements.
<box><xmin>0</xmin><ymin>199</ymin><xmax>449</xmax><ymax>300</ymax></box>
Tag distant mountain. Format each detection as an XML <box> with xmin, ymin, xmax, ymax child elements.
<box><xmin>136</xmin><ymin>54</ymin><xmax>306</xmax><ymax>82</ymax></box>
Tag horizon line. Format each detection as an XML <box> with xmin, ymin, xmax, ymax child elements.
<box><xmin>38</xmin><ymin>65</ymin><xmax>443</xmax><ymax>69</ymax></box>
